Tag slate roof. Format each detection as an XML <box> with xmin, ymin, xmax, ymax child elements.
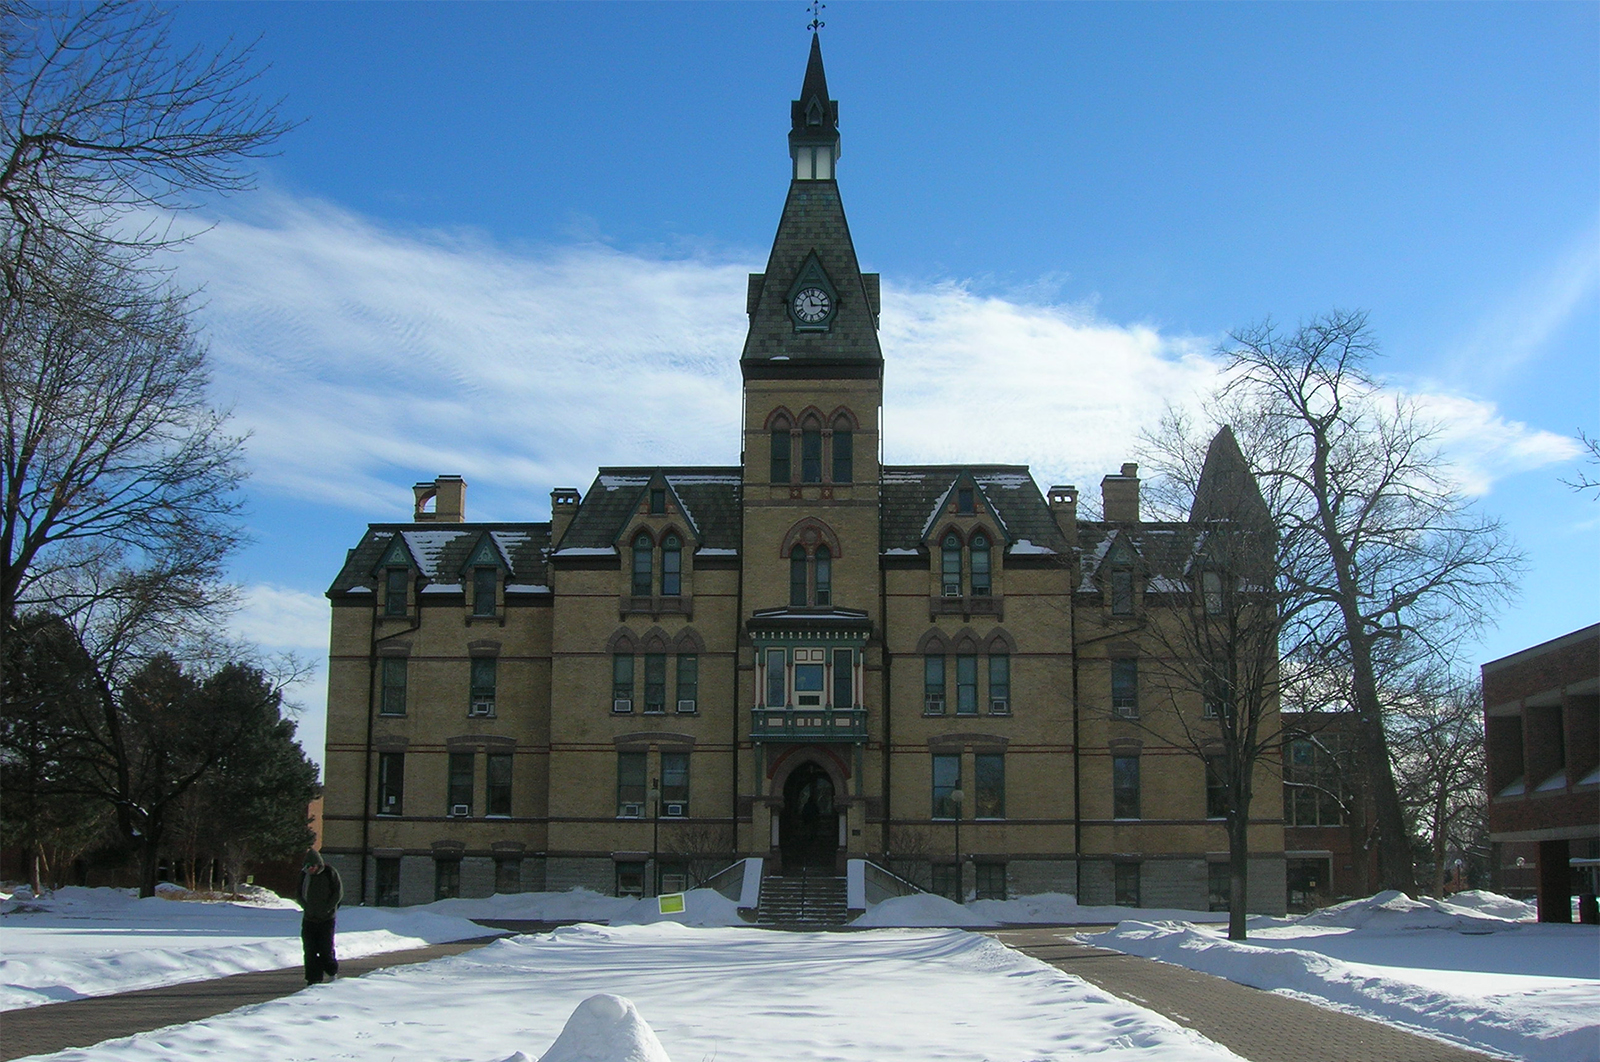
<box><xmin>556</xmin><ymin>467</ymin><xmax>743</xmax><ymax>552</ymax></box>
<box><xmin>880</xmin><ymin>465</ymin><xmax>1070</xmax><ymax>555</ymax></box>
<box><xmin>328</xmin><ymin>523</ymin><xmax>551</xmax><ymax>595</ymax></box>
<box><xmin>1075</xmin><ymin>522</ymin><xmax>1203</xmax><ymax>593</ymax></box>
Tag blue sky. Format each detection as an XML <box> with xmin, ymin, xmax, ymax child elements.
<box><xmin>156</xmin><ymin>3</ymin><xmax>1598</xmax><ymax>768</ymax></box>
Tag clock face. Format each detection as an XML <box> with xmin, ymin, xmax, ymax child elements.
<box><xmin>792</xmin><ymin>286</ymin><xmax>832</xmax><ymax>324</ymax></box>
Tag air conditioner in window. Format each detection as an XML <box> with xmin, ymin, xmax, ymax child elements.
<box><xmin>663</xmin><ymin>802</ymin><xmax>687</xmax><ymax>818</ymax></box>
<box><xmin>469</xmin><ymin>699</ymin><xmax>495</xmax><ymax>717</ymax></box>
<box><xmin>990</xmin><ymin>698</ymin><xmax>1010</xmax><ymax>715</ymax></box>
<box><xmin>384</xmin><ymin>795</ymin><xmax>398</xmax><ymax>808</ymax></box>
<box><xmin>619</xmin><ymin>802</ymin><xmax>643</xmax><ymax>818</ymax></box>
<box><xmin>450</xmin><ymin>804</ymin><xmax>471</xmax><ymax>817</ymax></box>
<box><xmin>676</xmin><ymin>699</ymin><xmax>697</xmax><ymax>713</ymax></box>
<box><xmin>613</xmin><ymin>699</ymin><xmax>633</xmax><ymax>714</ymax></box>
<box><xmin>924</xmin><ymin>694</ymin><xmax>946</xmax><ymax>714</ymax></box>
<box><xmin>1114</xmin><ymin>705</ymin><xmax>1138</xmax><ymax>719</ymax></box>
<box><xmin>942</xmin><ymin>583</ymin><xmax>961</xmax><ymax>597</ymax></box>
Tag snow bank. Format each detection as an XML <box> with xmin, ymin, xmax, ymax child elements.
<box><xmin>1437</xmin><ymin>889</ymin><xmax>1537</xmax><ymax>921</ymax></box>
<box><xmin>421</xmin><ymin>888</ymin><xmax>636</xmax><ymax>923</ymax></box>
<box><xmin>534</xmin><ymin>994</ymin><xmax>672</xmax><ymax>1062</ymax></box>
<box><xmin>0</xmin><ymin>885</ymin><xmax>502</xmax><ymax>1010</ymax></box>
<box><xmin>1090</xmin><ymin>895</ymin><xmax>1600</xmax><ymax>1062</ymax></box>
<box><xmin>965</xmin><ymin>891</ymin><xmax>1229</xmax><ymax>925</ymax></box>
<box><xmin>609</xmin><ymin>889</ymin><xmax>745</xmax><ymax>927</ymax></box>
<box><xmin>852</xmin><ymin>893</ymin><xmax>986</xmax><ymax>927</ymax></box>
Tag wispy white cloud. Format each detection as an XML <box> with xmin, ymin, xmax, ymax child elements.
<box><xmin>1418</xmin><ymin>393</ymin><xmax>1584</xmax><ymax>497</ymax></box>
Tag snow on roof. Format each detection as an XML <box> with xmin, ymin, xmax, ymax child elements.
<box><xmin>1008</xmin><ymin>538</ymin><xmax>1055</xmax><ymax>555</ymax></box>
<box><xmin>697</xmin><ymin>547</ymin><xmax>738</xmax><ymax>556</ymax></box>
<box><xmin>883</xmin><ymin>547</ymin><xmax>921</xmax><ymax>556</ymax></box>
<box><xmin>400</xmin><ymin>530</ymin><xmax>467</xmax><ymax>578</ymax></box>
<box><xmin>597</xmin><ymin>475</ymin><xmax>650</xmax><ymax>490</ymax></box>
<box><xmin>505</xmin><ymin>583</ymin><xmax>550</xmax><ymax>594</ymax></box>
<box><xmin>1148</xmin><ymin>575</ymin><xmax>1187</xmax><ymax>593</ymax></box>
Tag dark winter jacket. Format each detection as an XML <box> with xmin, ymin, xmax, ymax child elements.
<box><xmin>297</xmin><ymin>850</ymin><xmax>344</xmax><ymax>922</ymax></box>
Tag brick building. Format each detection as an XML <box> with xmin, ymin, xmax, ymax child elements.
<box><xmin>318</xmin><ymin>37</ymin><xmax>1287</xmax><ymax>913</ymax></box>
<box><xmin>1484</xmin><ymin>623</ymin><xmax>1600</xmax><ymax>922</ymax></box>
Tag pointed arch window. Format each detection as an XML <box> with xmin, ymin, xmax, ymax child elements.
<box><xmin>661</xmin><ymin>534</ymin><xmax>682</xmax><ymax>596</ymax></box>
<box><xmin>971</xmin><ymin>532</ymin><xmax>991</xmax><ymax>596</ymax></box>
<box><xmin>801</xmin><ymin>424</ymin><xmax>823</xmax><ymax>483</ymax></box>
<box><xmin>770</xmin><ymin>419</ymin><xmax>792</xmax><ymax>483</ymax></box>
<box><xmin>832</xmin><ymin>420</ymin><xmax>853</xmax><ymax>483</ymax></box>
<box><xmin>814</xmin><ymin>544</ymin><xmax>832</xmax><ymax>605</ymax></box>
<box><xmin>631</xmin><ymin>532</ymin><xmax>654</xmax><ymax>596</ymax></box>
<box><xmin>941</xmin><ymin>533</ymin><xmax>963</xmax><ymax>597</ymax></box>
<box><xmin>790</xmin><ymin>546</ymin><xmax>808</xmax><ymax>607</ymax></box>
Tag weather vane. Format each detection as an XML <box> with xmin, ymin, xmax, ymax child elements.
<box><xmin>807</xmin><ymin>1</ymin><xmax>825</xmax><ymax>33</ymax></box>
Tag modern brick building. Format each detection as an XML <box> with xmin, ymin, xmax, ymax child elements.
<box><xmin>319</xmin><ymin>37</ymin><xmax>1287</xmax><ymax>913</ymax></box>
<box><xmin>1484</xmin><ymin>623</ymin><xmax>1600</xmax><ymax>922</ymax></box>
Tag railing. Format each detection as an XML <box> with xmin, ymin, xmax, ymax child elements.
<box><xmin>858</xmin><ymin>860</ymin><xmax>927</xmax><ymax>906</ymax></box>
<box><xmin>750</xmin><ymin>706</ymin><xmax>868</xmax><ymax>742</ymax></box>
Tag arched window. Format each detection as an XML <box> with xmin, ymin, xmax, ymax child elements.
<box><xmin>941</xmin><ymin>532</ymin><xmax>963</xmax><ymax>597</ymax></box>
<box><xmin>1202</xmin><ymin>570</ymin><xmax>1223</xmax><ymax>615</ymax></box>
<box><xmin>631</xmin><ymin>532</ymin><xmax>653</xmax><ymax>596</ymax></box>
<box><xmin>814</xmin><ymin>544</ymin><xmax>831</xmax><ymax>605</ymax></box>
<box><xmin>831</xmin><ymin>417</ymin><xmax>853</xmax><ymax>483</ymax></box>
<box><xmin>661</xmin><ymin>534</ymin><xmax>682</xmax><ymax>596</ymax></box>
<box><xmin>770</xmin><ymin>419</ymin><xmax>792</xmax><ymax>483</ymax></box>
<box><xmin>971</xmin><ymin>532</ymin><xmax>991</xmax><ymax>596</ymax></box>
<box><xmin>790</xmin><ymin>546</ymin><xmax>808</xmax><ymax>607</ymax></box>
<box><xmin>801</xmin><ymin>424</ymin><xmax>823</xmax><ymax>483</ymax></box>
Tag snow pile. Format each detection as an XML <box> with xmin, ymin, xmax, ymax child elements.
<box><xmin>966</xmin><ymin>891</ymin><xmax>1229</xmax><ymax>925</ymax></box>
<box><xmin>609</xmin><ymin>889</ymin><xmax>744</xmax><ymax>927</ymax></box>
<box><xmin>1089</xmin><ymin>892</ymin><xmax>1599</xmax><ymax>1062</ymax></box>
<box><xmin>852</xmin><ymin>892</ymin><xmax>986</xmax><ymax>927</ymax></box>
<box><xmin>1438</xmin><ymin>889</ymin><xmax>1537</xmax><ymax>921</ymax></box>
<box><xmin>422</xmin><ymin>888</ymin><xmax>637</xmax><ymax>923</ymax></box>
<box><xmin>0</xmin><ymin>885</ymin><xmax>502</xmax><ymax>1010</ymax></box>
<box><xmin>534</xmin><ymin>994</ymin><xmax>672</xmax><ymax>1062</ymax></box>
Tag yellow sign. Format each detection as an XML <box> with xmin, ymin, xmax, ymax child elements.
<box><xmin>658</xmin><ymin>892</ymin><xmax>686</xmax><ymax>915</ymax></box>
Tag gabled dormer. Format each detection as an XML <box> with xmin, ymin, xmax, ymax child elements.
<box><xmin>1094</xmin><ymin>532</ymin><xmax>1143</xmax><ymax>617</ymax></box>
<box><xmin>460</xmin><ymin>532</ymin><xmax>510</xmax><ymax>622</ymax></box>
<box><xmin>374</xmin><ymin>534</ymin><xmax>420</xmax><ymax>619</ymax></box>
<box><xmin>617</xmin><ymin>473</ymin><xmax>699</xmax><ymax>618</ymax></box>
<box><xmin>923</xmin><ymin>472</ymin><xmax>1009</xmax><ymax>618</ymax></box>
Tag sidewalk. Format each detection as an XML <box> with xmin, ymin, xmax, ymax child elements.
<box><xmin>0</xmin><ymin>936</ymin><xmax>504</xmax><ymax>1061</ymax></box>
<box><xmin>987</xmin><ymin>927</ymin><xmax>1499</xmax><ymax>1062</ymax></box>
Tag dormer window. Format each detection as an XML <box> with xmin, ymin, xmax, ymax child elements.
<box><xmin>661</xmin><ymin>535</ymin><xmax>682</xmax><ymax>596</ymax></box>
<box><xmin>472</xmin><ymin>567</ymin><xmax>497</xmax><ymax>617</ymax></box>
<box><xmin>650</xmin><ymin>488</ymin><xmax>666</xmax><ymax>515</ymax></box>
<box><xmin>384</xmin><ymin>567</ymin><xmax>409</xmax><ymax>617</ymax></box>
<box><xmin>971</xmin><ymin>533</ymin><xmax>991</xmax><ymax>596</ymax></box>
<box><xmin>942</xmin><ymin>533</ymin><xmax>962</xmax><ymax>597</ymax></box>
<box><xmin>632</xmin><ymin>532</ymin><xmax>653</xmax><ymax>596</ymax></box>
<box><xmin>958</xmin><ymin>488</ymin><xmax>974</xmax><ymax>514</ymax></box>
<box><xmin>1202</xmin><ymin>570</ymin><xmax>1224</xmax><ymax>615</ymax></box>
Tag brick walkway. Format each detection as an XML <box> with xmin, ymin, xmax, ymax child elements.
<box><xmin>0</xmin><ymin>937</ymin><xmax>504</xmax><ymax>1061</ymax></box>
<box><xmin>987</xmin><ymin>927</ymin><xmax>1498</xmax><ymax>1062</ymax></box>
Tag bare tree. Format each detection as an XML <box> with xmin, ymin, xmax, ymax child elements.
<box><xmin>1210</xmin><ymin>310</ymin><xmax>1522</xmax><ymax>893</ymax></box>
<box><xmin>1561</xmin><ymin>430</ymin><xmax>1600</xmax><ymax>499</ymax></box>
<box><xmin>1389</xmin><ymin>672</ymin><xmax>1488</xmax><ymax>898</ymax></box>
<box><xmin>1</xmin><ymin>1</ymin><xmax>290</xmax><ymax>302</ymax></box>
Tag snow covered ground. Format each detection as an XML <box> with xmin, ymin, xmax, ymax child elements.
<box><xmin>1089</xmin><ymin>891</ymin><xmax>1600</xmax><ymax>1062</ymax></box>
<box><xmin>0</xmin><ymin>885</ymin><xmax>500</xmax><ymax>1011</ymax></box>
<box><xmin>7</xmin><ymin>922</ymin><xmax>1248</xmax><ymax>1062</ymax></box>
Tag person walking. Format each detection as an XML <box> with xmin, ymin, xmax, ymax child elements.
<box><xmin>297</xmin><ymin>849</ymin><xmax>343</xmax><ymax>985</ymax></box>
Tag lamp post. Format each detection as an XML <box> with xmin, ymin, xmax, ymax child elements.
<box><xmin>649</xmin><ymin>778</ymin><xmax>661</xmax><ymax>898</ymax></box>
<box><xmin>950</xmin><ymin>787</ymin><xmax>964</xmax><ymax>903</ymax></box>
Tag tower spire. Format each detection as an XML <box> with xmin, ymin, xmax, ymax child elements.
<box><xmin>790</xmin><ymin>33</ymin><xmax>840</xmax><ymax>180</ymax></box>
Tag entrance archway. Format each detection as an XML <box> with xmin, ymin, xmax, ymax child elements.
<box><xmin>779</xmin><ymin>761</ymin><xmax>838</xmax><ymax>873</ymax></box>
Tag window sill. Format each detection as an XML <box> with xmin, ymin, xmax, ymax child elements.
<box><xmin>620</xmin><ymin>595</ymin><xmax>692</xmax><ymax>618</ymax></box>
<box><xmin>378</xmin><ymin>712</ymin><xmax>406</xmax><ymax>718</ymax></box>
<box><xmin>929</xmin><ymin>596</ymin><xmax>1004</xmax><ymax>621</ymax></box>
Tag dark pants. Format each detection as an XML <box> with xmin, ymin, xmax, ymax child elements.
<box><xmin>302</xmin><ymin>916</ymin><xmax>338</xmax><ymax>983</ymax></box>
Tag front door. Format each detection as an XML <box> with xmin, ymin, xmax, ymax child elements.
<box><xmin>780</xmin><ymin>762</ymin><xmax>838</xmax><ymax>873</ymax></box>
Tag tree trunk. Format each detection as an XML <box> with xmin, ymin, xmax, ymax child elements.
<box><xmin>1346</xmin><ymin>643</ymin><xmax>1417</xmax><ymax>894</ymax></box>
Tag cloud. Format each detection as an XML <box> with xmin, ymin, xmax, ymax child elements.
<box><xmin>1418</xmin><ymin>393</ymin><xmax>1584</xmax><ymax>497</ymax></box>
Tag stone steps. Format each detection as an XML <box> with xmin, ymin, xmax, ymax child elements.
<box><xmin>755</xmin><ymin>874</ymin><xmax>851</xmax><ymax>927</ymax></box>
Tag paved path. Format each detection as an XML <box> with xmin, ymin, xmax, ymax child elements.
<box><xmin>0</xmin><ymin>937</ymin><xmax>504</xmax><ymax>1061</ymax></box>
<box><xmin>987</xmin><ymin>927</ymin><xmax>1498</xmax><ymax>1062</ymax></box>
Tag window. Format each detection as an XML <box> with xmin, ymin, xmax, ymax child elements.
<box><xmin>472</xmin><ymin>566</ymin><xmax>497</xmax><ymax>616</ymax></box>
<box><xmin>644</xmin><ymin>653</ymin><xmax>666</xmax><ymax>713</ymax></box>
<box><xmin>470</xmin><ymin>657</ymin><xmax>497</xmax><ymax>716</ymax></box>
<box><xmin>661</xmin><ymin>751</ymin><xmax>689</xmax><ymax>815</ymax></box>
<box><xmin>1208</xmin><ymin>863</ymin><xmax>1231</xmax><ymax>912</ymax></box>
<box><xmin>1111</xmin><ymin>658</ymin><xmax>1138</xmax><ymax>717</ymax></box>
<box><xmin>766</xmin><ymin>648</ymin><xmax>786</xmax><ymax>706</ymax></box>
<box><xmin>957</xmin><ymin>487</ymin><xmax>975</xmax><ymax>514</ymax></box>
<box><xmin>941</xmin><ymin>533</ymin><xmax>962</xmax><ymax>596</ymax></box>
<box><xmin>932</xmin><ymin>753</ymin><xmax>960</xmax><ymax>819</ymax></box>
<box><xmin>770</xmin><ymin>423</ymin><xmax>791</xmax><ymax>483</ymax></box>
<box><xmin>975</xmin><ymin>862</ymin><xmax>1007</xmax><ymax>901</ymax></box>
<box><xmin>384</xmin><ymin>567</ymin><xmax>409</xmax><ymax>617</ymax></box>
<box><xmin>435</xmin><ymin>858</ymin><xmax>461</xmax><ymax>901</ymax></box>
<box><xmin>1203</xmin><ymin>663</ymin><xmax>1230</xmax><ymax>720</ymax></box>
<box><xmin>1202</xmin><ymin>570</ymin><xmax>1224</xmax><ymax>616</ymax></box>
<box><xmin>631</xmin><ymin>533</ymin><xmax>652</xmax><ymax>596</ymax></box>
<box><xmin>375</xmin><ymin>857</ymin><xmax>401</xmax><ymax>907</ymax></box>
<box><xmin>924</xmin><ymin>654</ymin><xmax>946</xmax><ymax>713</ymax></box>
<box><xmin>658</xmin><ymin>860</ymin><xmax>688</xmax><ymax>894</ymax></box>
<box><xmin>794</xmin><ymin>661</ymin><xmax>824</xmax><ymax>706</ymax></box>
<box><xmin>801</xmin><ymin>426</ymin><xmax>823</xmax><ymax>482</ymax></box>
<box><xmin>676</xmin><ymin>654</ymin><xmax>698</xmax><ymax>711</ymax></box>
<box><xmin>1205</xmin><ymin>755</ymin><xmax>1228</xmax><ymax>819</ymax></box>
<box><xmin>649</xmin><ymin>487</ymin><xmax>666</xmax><ymax>515</ymax></box>
<box><xmin>486</xmin><ymin>752</ymin><xmax>513</xmax><ymax>816</ymax></box>
<box><xmin>988</xmin><ymin>653</ymin><xmax>1010</xmax><ymax>714</ymax></box>
<box><xmin>615</xmin><ymin>860</ymin><xmax>645</xmax><ymax>898</ymax></box>
<box><xmin>1113</xmin><ymin>754</ymin><xmax>1140</xmax><ymax>819</ymax></box>
<box><xmin>1284</xmin><ymin>738</ymin><xmax>1347</xmax><ymax>826</ymax></box>
<box><xmin>832</xmin><ymin>648</ymin><xmax>853</xmax><ymax>707</ymax></box>
<box><xmin>612</xmin><ymin>653</ymin><xmax>635</xmax><ymax>710</ymax></box>
<box><xmin>790</xmin><ymin>546</ymin><xmax>808</xmax><ymax>606</ymax></box>
<box><xmin>931</xmin><ymin>862</ymin><xmax>960</xmax><ymax>903</ymax></box>
<box><xmin>975</xmin><ymin>753</ymin><xmax>1004</xmax><ymax>818</ymax></box>
<box><xmin>1110</xmin><ymin>568</ymin><xmax>1134</xmax><ymax>615</ymax></box>
<box><xmin>814</xmin><ymin>545</ymin><xmax>831</xmax><ymax>605</ymax></box>
<box><xmin>956</xmin><ymin>653</ymin><xmax>978</xmax><ymax>715</ymax></box>
<box><xmin>448</xmin><ymin>752</ymin><xmax>474</xmax><ymax>815</ymax></box>
<box><xmin>971</xmin><ymin>533</ymin><xmax>991</xmax><ymax>596</ymax></box>
<box><xmin>832</xmin><ymin>427</ymin><xmax>852</xmax><ymax>483</ymax></box>
<box><xmin>617</xmin><ymin>751</ymin><xmax>646</xmax><ymax>815</ymax></box>
<box><xmin>380</xmin><ymin>657</ymin><xmax>407</xmax><ymax>715</ymax></box>
<box><xmin>1114</xmin><ymin>863</ymin><xmax>1140</xmax><ymax>907</ymax></box>
<box><xmin>377</xmin><ymin>752</ymin><xmax>404</xmax><ymax>816</ymax></box>
<box><xmin>495</xmin><ymin>856</ymin><xmax>521</xmax><ymax>894</ymax></box>
<box><xmin>660</xmin><ymin>534</ymin><xmax>682</xmax><ymax>596</ymax></box>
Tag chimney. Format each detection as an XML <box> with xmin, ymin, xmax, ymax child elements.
<box><xmin>1048</xmin><ymin>485</ymin><xmax>1079</xmax><ymax>547</ymax></box>
<box><xmin>1101</xmin><ymin>463</ymin><xmax>1140</xmax><ymax>523</ymax></box>
<box><xmin>413</xmin><ymin>475</ymin><xmax>466</xmax><ymax>523</ymax></box>
<box><xmin>550</xmin><ymin>488</ymin><xmax>580</xmax><ymax>545</ymax></box>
